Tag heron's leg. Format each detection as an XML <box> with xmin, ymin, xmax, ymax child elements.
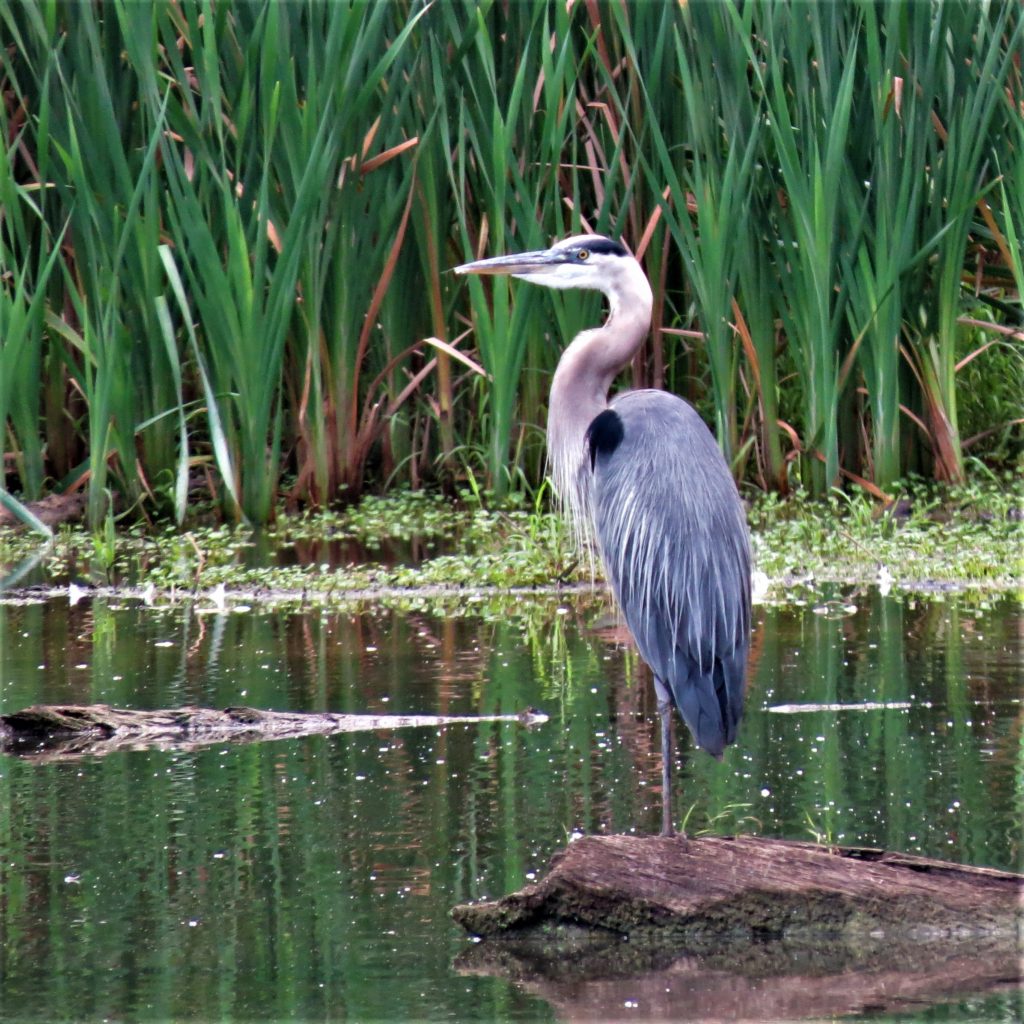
<box><xmin>657</xmin><ymin>698</ymin><xmax>677</xmax><ymax>838</ymax></box>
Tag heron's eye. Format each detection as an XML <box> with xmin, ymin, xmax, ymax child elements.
<box><xmin>577</xmin><ymin>249</ymin><xmax>590</xmax><ymax>261</ymax></box>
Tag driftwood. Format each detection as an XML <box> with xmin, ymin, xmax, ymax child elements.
<box><xmin>453</xmin><ymin>834</ymin><xmax>1021</xmax><ymax>947</ymax></box>
<box><xmin>0</xmin><ymin>702</ymin><xmax>546</xmax><ymax>760</ymax></box>
<box><xmin>452</xmin><ymin>834</ymin><xmax>1022</xmax><ymax>1017</ymax></box>
<box><xmin>0</xmin><ymin>491</ymin><xmax>88</xmax><ymax>528</ymax></box>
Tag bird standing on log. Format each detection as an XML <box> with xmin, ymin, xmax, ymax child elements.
<box><xmin>456</xmin><ymin>234</ymin><xmax>751</xmax><ymax>836</ymax></box>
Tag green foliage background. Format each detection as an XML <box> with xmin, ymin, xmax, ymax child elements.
<box><xmin>1</xmin><ymin>0</ymin><xmax>1022</xmax><ymax>527</ymax></box>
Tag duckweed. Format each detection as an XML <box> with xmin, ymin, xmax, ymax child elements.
<box><xmin>1</xmin><ymin>481</ymin><xmax>1020</xmax><ymax>604</ymax></box>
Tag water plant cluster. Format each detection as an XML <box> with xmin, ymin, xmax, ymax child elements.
<box><xmin>1</xmin><ymin>482</ymin><xmax>1020</xmax><ymax>607</ymax></box>
<box><xmin>1</xmin><ymin>1</ymin><xmax>1022</xmax><ymax>531</ymax></box>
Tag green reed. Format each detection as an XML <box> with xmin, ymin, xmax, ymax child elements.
<box><xmin>0</xmin><ymin>0</ymin><xmax>1020</xmax><ymax>526</ymax></box>
<box><xmin>908</xmin><ymin>1</ymin><xmax>1022</xmax><ymax>485</ymax></box>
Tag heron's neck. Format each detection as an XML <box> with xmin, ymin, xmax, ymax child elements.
<box><xmin>546</xmin><ymin>272</ymin><xmax>651</xmax><ymax>534</ymax></box>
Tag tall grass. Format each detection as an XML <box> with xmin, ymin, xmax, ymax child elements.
<box><xmin>640</xmin><ymin>0</ymin><xmax>765</xmax><ymax>466</ymax></box>
<box><xmin>910</xmin><ymin>1</ymin><xmax>1022</xmax><ymax>485</ymax></box>
<box><xmin>0</xmin><ymin>0</ymin><xmax>1020</xmax><ymax>527</ymax></box>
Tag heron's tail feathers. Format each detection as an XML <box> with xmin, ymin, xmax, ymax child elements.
<box><xmin>665</xmin><ymin>648</ymin><xmax>746</xmax><ymax>758</ymax></box>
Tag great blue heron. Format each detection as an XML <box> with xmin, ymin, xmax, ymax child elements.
<box><xmin>455</xmin><ymin>234</ymin><xmax>751</xmax><ymax>837</ymax></box>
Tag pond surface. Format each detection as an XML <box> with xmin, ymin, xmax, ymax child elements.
<box><xmin>0</xmin><ymin>587</ymin><xmax>1020</xmax><ymax>1021</ymax></box>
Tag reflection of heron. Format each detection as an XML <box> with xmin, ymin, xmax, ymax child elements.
<box><xmin>456</xmin><ymin>234</ymin><xmax>751</xmax><ymax>836</ymax></box>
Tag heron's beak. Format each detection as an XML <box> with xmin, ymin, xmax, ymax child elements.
<box><xmin>453</xmin><ymin>249</ymin><xmax>565</xmax><ymax>277</ymax></box>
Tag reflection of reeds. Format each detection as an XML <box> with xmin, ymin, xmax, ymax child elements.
<box><xmin>0</xmin><ymin>590</ymin><xmax>1017</xmax><ymax>1019</ymax></box>
<box><xmin>1</xmin><ymin>2</ymin><xmax>1021</xmax><ymax>525</ymax></box>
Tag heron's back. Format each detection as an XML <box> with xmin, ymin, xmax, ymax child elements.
<box><xmin>587</xmin><ymin>390</ymin><xmax>751</xmax><ymax>756</ymax></box>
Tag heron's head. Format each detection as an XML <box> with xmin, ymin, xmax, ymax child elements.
<box><xmin>454</xmin><ymin>234</ymin><xmax>641</xmax><ymax>295</ymax></box>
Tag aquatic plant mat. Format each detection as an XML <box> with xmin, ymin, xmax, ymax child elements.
<box><xmin>3</xmin><ymin>482</ymin><xmax>1022</xmax><ymax>602</ymax></box>
<box><xmin>453</xmin><ymin>834</ymin><xmax>1022</xmax><ymax>1016</ymax></box>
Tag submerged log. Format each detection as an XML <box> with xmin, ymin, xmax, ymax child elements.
<box><xmin>0</xmin><ymin>702</ymin><xmax>546</xmax><ymax>760</ymax></box>
<box><xmin>453</xmin><ymin>833</ymin><xmax>1021</xmax><ymax>951</ymax></box>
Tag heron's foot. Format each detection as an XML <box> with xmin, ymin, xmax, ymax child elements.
<box><xmin>659</xmin><ymin>825</ymin><xmax>688</xmax><ymax>840</ymax></box>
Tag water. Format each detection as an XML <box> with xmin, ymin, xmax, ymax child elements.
<box><xmin>0</xmin><ymin>588</ymin><xmax>1020</xmax><ymax>1021</ymax></box>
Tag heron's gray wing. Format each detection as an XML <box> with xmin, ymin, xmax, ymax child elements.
<box><xmin>588</xmin><ymin>391</ymin><xmax>751</xmax><ymax>756</ymax></box>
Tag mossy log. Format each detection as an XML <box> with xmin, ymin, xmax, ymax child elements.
<box><xmin>453</xmin><ymin>834</ymin><xmax>1022</xmax><ymax>1016</ymax></box>
<box><xmin>453</xmin><ymin>833</ymin><xmax>1021</xmax><ymax>952</ymax></box>
<box><xmin>0</xmin><ymin>702</ymin><xmax>545</xmax><ymax>759</ymax></box>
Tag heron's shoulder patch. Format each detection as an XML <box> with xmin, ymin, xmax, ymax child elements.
<box><xmin>586</xmin><ymin>409</ymin><xmax>624</xmax><ymax>469</ymax></box>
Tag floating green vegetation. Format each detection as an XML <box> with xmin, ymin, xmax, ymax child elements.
<box><xmin>0</xmin><ymin>481</ymin><xmax>1020</xmax><ymax>606</ymax></box>
<box><xmin>750</xmin><ymin>474</ymin><xmax>1023</xmax><ymax>593</ymax></box>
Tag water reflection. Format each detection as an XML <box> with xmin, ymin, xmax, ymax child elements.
<box><xmin>459</xmin><ymin>946</ymin><xmax>1022</xmax><ymax>1022</ymax></box>
<box><xmin>0</xmin><ymin>589</ymin><xmax>1020</xmax><ymax>1021</ymax></box>
<box><xmin>272</xmin><ymin>534</ymin><xmax>459</xmax><ymax>570</ymax></box>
